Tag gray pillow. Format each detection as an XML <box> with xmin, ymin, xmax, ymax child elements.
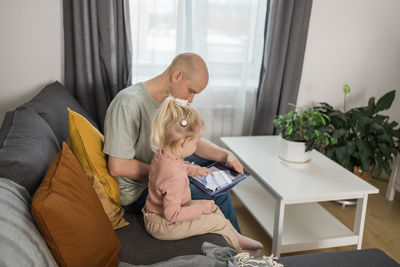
<box><xmin>0</xmin><ymin>108</ymin><xmax>60</xmax><ymax>195</ymax></box>
<box><xmin>0</xmin><ymin>178</ymin><xmax>57</xmax><ymax>266</ymax></box>
<box><xmin>0</xmin><ymin>110</ymin><xmax>14</xmax><ymax>148</ymax></box>
<box><xmin>21</xmin><ymin>81</ymin><xmax>99</xmax><ymax>143</ymax></box>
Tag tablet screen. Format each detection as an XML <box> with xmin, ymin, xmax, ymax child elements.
<box><xmin>207</xmin><ymin>162</ymin><xmax>241</xmax><ymax>179</ymax></box>
<box><xmin>191</xmin><ymin>162</ymin><xmax>242</xmax><ymax>191</ymax></box>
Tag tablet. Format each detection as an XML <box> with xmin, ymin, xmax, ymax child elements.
<box><xmin>188</xmin><ymin>162</ymin><xmax>247</xmax><ymax>196</ymax></box>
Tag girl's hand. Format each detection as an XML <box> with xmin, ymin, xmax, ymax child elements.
<box><xmin>201</xmin><ymin>200</ymin><xmax>215</xmax><ymax>215</ymax></box>
<box><xmin>197</xmin><ymin>166</ymin><xmax>213</xmax><ymax>177</ymax></box>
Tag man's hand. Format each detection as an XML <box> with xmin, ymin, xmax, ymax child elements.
<box><xmin>226</xmin><ymin>151</ymin><xmax>244</xmax><ymax>174</ymax></box>
<box><xmin>194</xmin><ymin>138</ymin><xmax>244</xmax><ymax>173</ymax></box>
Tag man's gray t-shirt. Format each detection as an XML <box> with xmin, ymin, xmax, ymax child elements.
<box><xmin>103</xmin><ymin>82</ymin><xmax>160</xmax><ymax>205</ymax></box>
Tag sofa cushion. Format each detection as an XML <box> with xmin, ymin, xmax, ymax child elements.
<box><xmin>21</xmin><ymin>81</ymin><xmax>98</xmax><ymax>143</ymax></box>
<box><xmin>68</xmin><ymin>108</ymin><xmax>121</xmax><ymax>205</ymax></box>
<box><xmin>31</xmin><ymin>142</ymin><xmax>121</xmax><ymax>267</ymax></box>
<box><xmin>0</xmin><ymin>178</ymin><xmax>57</xmax><ymax>266</ymax></box>
<box><xmin>278</xmin><ymin>248</ymin><xmax>399</xmax><ymax>267</ymax></box>
<box><xmin>0</xmin><ymin>110</ymin><xmax>14</xmax><ymax>148</ymax></box>
<box><xmin>0</xmin><ymin>108</ymin><xmax>60</xmax><ymax>195</ymax></box>
<box><xmin>116</xmin><ymin>212</ymin><xmax>229</xmax><ymax>265</ymax></box>
<box><xmin>86</xmin><ymin>173</ymin><xmax>129</xmax><ymax>229</ymax></box>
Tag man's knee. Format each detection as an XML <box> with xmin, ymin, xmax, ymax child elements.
<box><xmin>214</xmin><ymin>192</ymin><xmax>232</xmax><ymax>208</ymax></box>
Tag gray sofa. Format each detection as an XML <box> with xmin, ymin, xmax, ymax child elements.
<box><xmin>1</xmin><ymin>81</ymin><xmax>398</xmax><ymax>267</ymax></box>
<box><xmin>0</xmin><ymin>81</ymin><xmax>227</xmax><ymax>266</ymax></box>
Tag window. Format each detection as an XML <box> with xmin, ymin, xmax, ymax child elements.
<box><xmin>129</xmin><ymin>0</ymin><xmax>266</xmax><ymax>141</ymax></box>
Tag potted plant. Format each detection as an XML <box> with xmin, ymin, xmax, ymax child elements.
<box><xmin>315</xmin><ymin>88</ymin><xmax>400</xmax><ymax>177</ymax></box>
<box><xmin>273</xmin><ymin>104</ymin><xmax>336</xmax><ymax>164</ymax></box>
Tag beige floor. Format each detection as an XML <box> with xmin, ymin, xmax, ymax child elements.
<box><xmin>232</xmin><ymin>175</ymin><xmax>400</xmax><ymax>263</ymax></box>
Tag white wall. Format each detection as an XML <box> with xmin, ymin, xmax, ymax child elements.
<box><xmin>1</xmin><ymin>1</ymin><xmax>399</xmax><ymax>126</ymax></box>
<box><xmin>0</xmin><ymin>0</ymin><xmax>63</xmax><ymax>124</ymax></box>
<box><xmin>297</xmin><ymin>0</ymin><xmax>400</xmax><ymax>124</ymax></box>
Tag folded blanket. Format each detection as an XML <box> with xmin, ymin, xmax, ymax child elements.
<box><xmin>135</xmin><ymin>242</ymin><xmax>280</xmax><ymax>267</ymax></box>
<box><xmin>137</xmin><ymin>242</ymin><xmax>238</xmax><ymax>267</ymax></box>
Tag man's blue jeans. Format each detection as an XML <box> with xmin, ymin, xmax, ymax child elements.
<box><xmin>123</xmin><ymin>155</ymin><xmax>241</xmax><ymax>233</ymax></box>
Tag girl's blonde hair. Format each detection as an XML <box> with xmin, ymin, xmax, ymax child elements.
<box><xmin>150</xmin><ymin>96</ymin><xmax>204</xmax><ymax>157</ymax></box>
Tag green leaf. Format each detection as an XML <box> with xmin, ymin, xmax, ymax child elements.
<box><xmin>332</xmin><ymin>129</ymin><xmax>346</xmax><ymax>139</ymax></box>
<box><xmin>326</xmin><ymin>148</ymin><xmax>335</xmax><ymax>159</ymax></box>
<box><xmin>377</xmin><ymin>157</ymin><xmax>392</xmax><ymax>177</ymax></box>
<box><xmin>375</xmin><ymin>114</ymin><xmax>388</xmax><ymax>122</ymax></box>
<box><xmin>365</xmin><ymin>97</ymin><xmax>375</xmax><ymax>116</ymax></box>
<box><xmin>388</xmin><ymin>120</ymin><xmax>399</xmax><ymax>128</ymax></box>
<box><xmin>355</xmin><ymin>139</ymin><xmax>371</xmax><ymax>172</ymax></box>
<box><xmin>374</xmin><ymin>90</ymin><xmax>396</xmax><ymax>113</ymax></box>
<box><xmin>393</xmin><ymin>128</ymin><xmax>400</xmax><ymax>139</ymax></box>
<box><xmin>370</xmin><ymin>122</ymin><xmax>384</xmax><ymax>133</ymax></box>
<box><xmin>377</xmin><ymin>134</ymin><xmax>393</xmax><ymax>143</ymax></box>
<box><xmin>287</xmin><ymin>125</ymin><xmax>293</xmax><ymax>135</ymax></box>
<box><xmin>330</xmin><ymin>137</ymin><xmax>337</xmax><ymax>145</ymax></box>
<box><xmin>345</xmin><ymin>141</ymin><xmax>356</xmax><ymax>155</ymax></box>
<box><xmin>378</xmin><ymin>143</ymin><xmax>392</xmax><ymax>157</ymax></box>
<box><xmin>355</xmin><ymin>139</ymin><xmax>370</xmax><ymax>154</ymax></box>
<box><xmin>367</xmin><ymin>97</ymin><xmax>375</xmax><ymax>108</ymax></box>
<box><xmin>319</xmin><ymin>102</ymin><xmax>334</xmax><ymax>110</ymax></box>
<box><xmin>335</xmin><ymin>146</ymin><xmax>350</xmax><ymax>167</ymax></box>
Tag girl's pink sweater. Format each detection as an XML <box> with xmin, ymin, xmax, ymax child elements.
<box><xmin>145</xmin><ymin>151</ymin><xmax>203</xmax><ymax>222</ymax></box>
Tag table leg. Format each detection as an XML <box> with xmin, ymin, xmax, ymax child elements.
<box><xmin>272</xmin><ymin>199</ymin><xmax>285</xmax><ymax>257</ymax></box>
<box><xmin>386</xmin><ymin>155</ymin><xmax>400</xmax><ymax>201</ymax></box>
<box><xmin>354</xmin><ymin>194</ymin><xmax>368</xmax><ymax>249</ymax></box>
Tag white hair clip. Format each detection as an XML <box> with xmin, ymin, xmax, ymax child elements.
<box><xmin>175</xmin><ymin>98</ymin><xmax>189</xmax><ymax>106</ymax></box>
<box><xmin>174</xmin><ymin>98</ymin><xmax>191</xmax><ymax>127</ymax></box>
<box><xmin>180</xmin><ymin>119</ymin><xmax>188</xmax><ymax>127</ymax></box>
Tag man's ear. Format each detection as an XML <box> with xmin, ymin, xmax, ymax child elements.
<box><xmin>171</xmin><ymin>69</ymin><xmax>183</xmax><ymax>83</ymax></box>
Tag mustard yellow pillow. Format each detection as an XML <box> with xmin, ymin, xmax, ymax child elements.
<box><xmin>86</xmin><ymin>173</ymin><xmax>129</xmax><ymax>229</ymax></box>
<box><xmin>68</xmin><ymin>108</ymin><xmax>121</xmax><ymax>205</ymax></box>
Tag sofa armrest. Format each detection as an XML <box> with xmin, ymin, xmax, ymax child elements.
<box><xmin>278</xmin><ymin>249</ymin><xmax>399</xmax><ymax>267</ymax></box>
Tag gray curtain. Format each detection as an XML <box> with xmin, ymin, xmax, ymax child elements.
<box><xmin>252</xmin><ymin>0</ymin><xmax>313</xmax><ymax>135</ymax></box>
<box><xmin>63</xmin><ymin>0</ymin><xmax>132</xmax><ymax>130</ymax></box>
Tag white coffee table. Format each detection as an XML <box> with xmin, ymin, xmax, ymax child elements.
<box><xmin>220</xmin><ymin>136</ymin><xmax>379</xmax><ymax>256</ymax></box>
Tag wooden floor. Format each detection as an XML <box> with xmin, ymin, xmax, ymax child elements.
<box><xmin>232</xmin><ymin>175</ymin><xmax>400</xmax><ymax>263</ymax></box>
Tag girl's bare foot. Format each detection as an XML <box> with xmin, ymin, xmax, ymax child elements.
<box><xmin>236</xmin><ymin>233</ymin><xmax>263</xmax><ymax>252</ymax></box>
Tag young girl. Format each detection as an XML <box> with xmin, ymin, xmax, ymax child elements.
<box><xmin>143</xmin><ymin>96</ymin><xmax>263</xmax><ymax>256</ymax></box>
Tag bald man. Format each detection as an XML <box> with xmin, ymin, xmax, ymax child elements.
<box><xmin>103</xmin><ymin>53</ymin><xmax>242</xmax><ymax>231</ymax></box>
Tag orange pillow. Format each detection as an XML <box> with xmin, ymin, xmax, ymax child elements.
<box><xmin>31</xmin><ymin>142</ymin><xmax>121</xmax><ymax>267</ymax></box>
<box><xmin>65</xmin><ymin>139</ymin><xmax>128</xmax><ymax>229</ymax></box>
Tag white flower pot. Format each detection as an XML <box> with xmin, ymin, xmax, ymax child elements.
<box><xmin>278</xmin><ymin>136</ymin><xmax>310</xmax><ymax>164</ymax></box>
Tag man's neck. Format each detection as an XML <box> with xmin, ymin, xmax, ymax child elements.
<box><xmin>144</xmin><ymin>73</ymin><xmax>169</xmax><ymax>104</ymax></box>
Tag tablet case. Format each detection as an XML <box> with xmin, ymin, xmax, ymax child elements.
<box><xmin>188</xmin><ymin>162</ymin><xmax>247</xmax><ymax>196</ymax></box>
